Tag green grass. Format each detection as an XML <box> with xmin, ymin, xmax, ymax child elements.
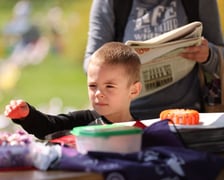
<box><xmin>0</xmin><ymin>0</ymin><xmax>92</xmax><ymax>113</ymax></box>
<box><xmin>1</xmin><ymin>53</ymin><xmax>90</xmax><ymax>113</ymax></box>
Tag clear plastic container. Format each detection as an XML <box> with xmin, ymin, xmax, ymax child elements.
<box><xmin>71</xmin><ymin>124</ymin><xmax>142</xmax><ymax>154</ymax></box>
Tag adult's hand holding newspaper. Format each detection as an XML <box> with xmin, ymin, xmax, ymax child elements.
<box><xmin>125</xmin><ymin>21</ymin><xmax>203</xmax><ymax>97</ymax></box>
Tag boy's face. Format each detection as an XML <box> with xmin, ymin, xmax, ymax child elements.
<box><xmin>87</xmin><ymin>62</ymin><xmax>139</xmax><ymax>121</ymax></box>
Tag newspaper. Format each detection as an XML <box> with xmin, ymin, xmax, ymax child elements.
<box><xmin>125</xmin><ymin>21</ymin><xmax>203</xmax><ymax>98</ymax></box>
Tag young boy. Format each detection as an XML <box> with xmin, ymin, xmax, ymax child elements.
<box><xmin>4</xmin><ymin>42</ymin><xmax>142</xmax><ymax>139</ymax></box>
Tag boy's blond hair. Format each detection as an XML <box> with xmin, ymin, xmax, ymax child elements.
<box><xmin>89</xmin><ymin>42</ymin><xmax>141</xmax><ymax>85</ymax></box>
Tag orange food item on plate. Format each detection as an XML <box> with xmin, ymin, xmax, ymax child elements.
<box><xmin>159</xmin><ymin>109</ymin><xmax>199</xmax><ymax>125</ymax></box>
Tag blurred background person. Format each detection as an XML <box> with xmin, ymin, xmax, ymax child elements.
<box><xmin>46</xmin><ymin>6</ymin><xmax>65</xmax><ymax>55</ymax></box>
<box><xmin>2</xmin><ymin>0</ymin><xmax>49</xmax><ymax>68</ymax></box>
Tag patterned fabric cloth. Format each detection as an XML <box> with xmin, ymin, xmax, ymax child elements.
<box><xmin>52</xmin><ymin>120</ymin><xmax>224</xmax><ymax>180</ymax></box>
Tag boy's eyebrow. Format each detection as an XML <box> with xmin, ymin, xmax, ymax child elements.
<box><xmin>104</xmin><ymin>78</ymin><xmax>120</xmax><ymax>84</ymax></box>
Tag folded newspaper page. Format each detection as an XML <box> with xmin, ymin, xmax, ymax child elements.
<box><xmin>125</xmin><ymin>21</ymin><xmax>203</xmax><ymax>97</ymax></box>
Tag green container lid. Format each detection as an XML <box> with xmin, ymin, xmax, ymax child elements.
<box><xmin>71</xmin><ymin>124</ymin><xmax>142</xmax><ymax>137</ymax></box>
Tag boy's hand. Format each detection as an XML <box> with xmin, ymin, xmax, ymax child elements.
<box><xmin>4</xmin><ymin>99</ymin><xmax>29</xmax><ymax>119</ymax></box>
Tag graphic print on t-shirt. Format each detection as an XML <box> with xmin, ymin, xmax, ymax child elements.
<box><xmin>123</xmin><ymin>0</ymin><xmax>188</xmax><ymax>42</ymax></box>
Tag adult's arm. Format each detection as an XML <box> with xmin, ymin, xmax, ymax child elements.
<box><xmin>199</xmin><ymin>0</ymin><xmax>224</xmax><ymax>75</ymax></box>
<box><xmin>83</xmin><ymin>0</ymin><xmax>115</xmax><ymax>71</ymax></box>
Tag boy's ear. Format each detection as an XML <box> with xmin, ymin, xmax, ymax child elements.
<box><xmin>130</xmin><ymin>81</ymin><xmax>142</xmax><ymax>98</ymax></box>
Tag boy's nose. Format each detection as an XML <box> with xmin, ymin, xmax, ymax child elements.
<box><xmin>95</xmin><ymin>89</ymin><xmax>104</xmax><ymax>98</ymax></box>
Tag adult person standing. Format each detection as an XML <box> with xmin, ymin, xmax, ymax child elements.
<box><xmin>83</xmin><ymin>0</ymin><xmax>224</xmax><ymax>119</ymax></box>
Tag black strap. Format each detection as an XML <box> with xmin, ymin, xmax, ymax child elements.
<box><xmin>181</xmin><ymin>0</ymin><xmax>199</xmax><ymax>22</ymax></box>
<box><xmin>113</xmin><ymin>0</ymin><xmax>133</xmax><ymax>41</ymax></box>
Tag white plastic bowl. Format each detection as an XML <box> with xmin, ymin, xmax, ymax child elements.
<box><xmin>71</xmin><ymin>124</ymin><xmax>142</xmax><ymax>154</ymax></box>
